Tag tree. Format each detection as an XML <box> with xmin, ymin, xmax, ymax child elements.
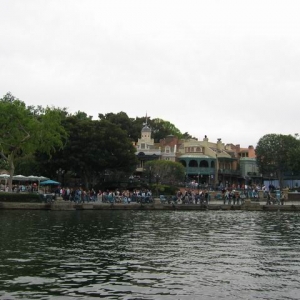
<box><xmin>255</xmin><ymin>133</ymin><xmax>300</xmax><ymax>188</ymax></box>
<box><xmin>98</xmin><ymin>113</ymin><xmax>194</xmax><ymax>142</ymax></box>
<box><xmin>182</xmin><ymin>132</ymin><xmax>195</xmax><ymax>140</ymax></box>
<box><xmin>98</xmin><ymin>112</ymin><xmax>139</xmax><ymax>142</ymax></box>
<box><xmin>0</xmin><ymin>92</ymin><xmax>67</xmax><ymax>191</ymax></box>
<box><xmin>287</xmin><ymin>136</ymin><xmax>300</xmax><ymax>175</ymax></box>
<box><xmin>149</xmin><ymin>118</ymin><xmax>183</xmax><ymax>142</ymax></box>
<box><xmin>36</xmin><ymin>113</ymin><xmax>138</xmax><ymax>189</ymax></box>
<box><xmin>144</xmin><ymin>160</ymin><xmax>185</xmax><ymax>186</ymax></box>
<box><xmin>0</xmin><ymin>157</ymin><xmax>8</xmax><ymax>170</ymax></box>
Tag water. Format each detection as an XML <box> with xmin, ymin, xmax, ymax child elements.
<box><xmin>0</xmin><ymin>210</ymin><xmax>300</xmax><ymax>300</ymax></box>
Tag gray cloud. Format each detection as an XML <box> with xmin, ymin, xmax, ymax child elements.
<box><xmin>1</xmin><ymin>0</ymin><xmax>300</xmax><ymax>147</ymax></box>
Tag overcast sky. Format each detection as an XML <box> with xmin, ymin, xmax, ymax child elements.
<box><xmin>1</xmin><ymin>0</ymin><xmax>299</xmax><ymax>147</ymax></box>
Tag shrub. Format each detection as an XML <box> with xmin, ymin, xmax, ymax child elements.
<box><xmin>0</xmin><ymin>192</ymin><xmax>42</xmax><ymax>203</ymax></box>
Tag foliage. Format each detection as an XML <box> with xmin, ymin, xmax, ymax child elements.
<box><xmin>0</xmin><ymin>92</ymin><xmax>67</xmax><ymax>191</ymax></box>
<box><xmin>0</xmin><ymin>192</ymin><xmax>42</xmax><ymax>203</ymax></box>
<box><xmin>287</xmin><ymin>139</ymin><xmax>300</xmax><ymax>174</ymax></box>
<box><xmin>36</xmin><ymin>113</ymin><xmax>138</xmax><ymax>189</ymax></box>
<box><xmin>0</xmin><ymin>157</ymin><xmax>8</xmax><ymax>170</ymax></box>
<box><xmin>98</xmin><ymin>112</ymin><xmax>191</xmax><ymax>142</ymax></box>
<box><xmin>150</xmin><ymin>118</ymin><xmax>184</xmax><ymax>142</ymax></box>
<box><xmin>255</xmin><ymin>133</ymin><xmax>300</xmax><ymax>187</ymax></box>
<box><xmin>14</xmin><ymin>153</ymin><xmax>40</xmax><ymax>175</ymax></box>
<box><xmin>98</xmin><ymin>112</ymin><xmax>140</xmax><ymax>142</ymax></box>
<box><xmin>144</xmin><ymin>160</ymin><xmax>185</xmax><ymax>186</ymax></box>
<box><xmin>182</xmin><ymin>132</ymin><xmax>195</xmax><ymax>140</ymax></box>
<box><xmin>153</xmin><ymin>184</ymin><xmax>178</xmax><ymax>195</ymax></box>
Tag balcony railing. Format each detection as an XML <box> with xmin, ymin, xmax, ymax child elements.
<box><xmin>185</xmin><ymin>167</ymin><xmax>241</xmax><ymax>175</ymax></box>
<box><xmin>218</xmin><ymin>169</ymin><xmax>240</xmax><ymax>175</ymax></box>
<box><xmin>185</xmin><ymin>167</ymin><xmax>215</xmax><ymax>175</ymax></box>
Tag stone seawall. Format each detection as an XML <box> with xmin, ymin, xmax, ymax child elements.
<box><xmin>1</xmin><ymin>200</ymin><xmax>300</xmax><ymax>212</ymax></box>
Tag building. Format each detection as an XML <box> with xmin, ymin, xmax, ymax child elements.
<box><xmin>135</xmin><ymin>120</ymin><xmax>161</xmax><ymax>174</ymax></box>
<box><xmin>135</xmin><ymin>121</ymin><xmax>260</xmax><ymax>188</ymax></box>
<box><xmin>159</xmin><ymin>135</ymin><xmax>180</xmax><ymax>162</ymax></box>
<box><xmin>177</xmin><ymin>136</ymin><xmax>240</xmax><ymax>188</ymax></box>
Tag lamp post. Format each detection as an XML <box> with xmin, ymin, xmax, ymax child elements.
<box><xmin>155</xmin><ymin>174</ymin><xmax>160</xmax><ymax>196</ymax></box>
<box><xmin>215</xmin><ymin>154</ymin><xmax>219</xmax><ymax>190</ymax></box>
<box><xmin>270</xmin><ymin>173</ymin><xmax>273</xmax><ymax>191</ymax></box>
<box><xmin>129</xmin><ymin>175</ymin><xmax>134</xmax><ymax>183</ymax></box>
<box><xmin>149</xmin><ymin>166</ymin><xmax>152</xmax><ymax>185</ymax></box>
<box><xmin>201</xmin><ymin>174</ymin><xmax>203</xmax><ymax>189</ymax></box>
<box><xmin>56</xmin><ymin>168</ymin><xmax>65</xmax><ymax>186</ymax></box>
<box><xmin>128</xmin><ymin>175</ymin><xmax>134</xmax><ymax>189</ymax></box>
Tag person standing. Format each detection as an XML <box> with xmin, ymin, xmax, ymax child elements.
<box><xmin>280</xmin><ymin>192</ymin><xmax>285</xmax><ymax>205</ymax></box>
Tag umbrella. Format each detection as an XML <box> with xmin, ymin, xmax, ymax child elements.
<box><xmin>0</xmin><ymin>174</ymin><xmax>10</xmax><ymax>187</ymax></box>
<box><xmin>38</xmin><ymin>176</ymin><xmax>49</xmax><ymax>182</ymax></box>
<box><xmin>0</xmin><ymin>174</ymin><xmax>10</xmax><ymax>179</ymax></box>
<box><xmin>13</xmin><ymin>175</ymin><xmax>29</xmax><ymax>181</ymax></box>
<box><xmin>27</xmin><ymin>175</ymin><xmax>39</xmax><ymax>181</ymax></box>
<box><xmin>27</xmin><ymin>175</ymin><xmax>49</xmax><ymax>191</ymax></box>
<box><xmin>40</xmin><ymin>180</ymin><xmax>61</xmax><ymax>186</ymax></box>
<box><xmin>27</xmin><ymin>175</ymin><xmax>49</xmax><ymax>181</ymax></box>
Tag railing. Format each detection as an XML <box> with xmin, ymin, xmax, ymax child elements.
<box><xmin>218</xmin><ymin>169</ymin><xmax>240</xmax><ymax>175</ymax></box>
<box><xmin>185</xmin><ymin>167</ymin><xmax>215</xmax><ymax>175</ymax></box>
<box><xmin>185</xmin><ymin>167</ymin><xmax>240</xmax><ymax>176</ymax></box>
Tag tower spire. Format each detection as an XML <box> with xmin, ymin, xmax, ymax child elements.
<box><xmin>143</xmin><ymin>112</ymin><xmax>148</xmax><ymax>127</ymax></box>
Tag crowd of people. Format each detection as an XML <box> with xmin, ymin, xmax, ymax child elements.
<box><xmin>0</xmin><ymin>181</ymin><xmax>288</xmax><ymax>206</ymax></box>
<box><xmin>0</xmin><ymin>183</ymin><xmax>38</xmax><ymax>193</ymax></box>
<box><xmin>55</xmin><ymin>187</ymin><xmax>154</xmax><ymax>204</ymax></box>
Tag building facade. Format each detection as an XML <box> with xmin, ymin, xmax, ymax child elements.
<box><xmin>135</xmin><ymin>121</ymin><xmax>161</xmax><ymax>174</ymax></box>
<box><xmin>135</xmin><ymin>122</ymin><xmax>260</xmax><ymax>188</ymax></box>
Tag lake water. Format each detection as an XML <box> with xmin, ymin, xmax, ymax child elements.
<box><xmin>0</xmin><ymin>210</ymin><xmax>300</xmax><ymax>300</ymax></box>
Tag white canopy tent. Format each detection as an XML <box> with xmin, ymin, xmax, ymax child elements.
<box><xmin>0</xmin><ymin>174</ymin><xmax>49</xmax><ymax>192</ymax></box>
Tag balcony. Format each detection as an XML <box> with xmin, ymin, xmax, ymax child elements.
<box><xmin>185</xmin><ymin>167</ymin><xmax>215</xmax><ymax>175</ymax></box>
<box><xmin>185</xmin><ymin>167</ymin><xmax>241</xmax><ymax>176</ymax></box>
<box><xmin>218</xmin><ymin>169</ymin><xmax>240</xmax><ymax>175</ymax></box>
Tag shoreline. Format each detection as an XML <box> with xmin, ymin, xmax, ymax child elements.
<box><xmin>1</xmin><ymin>199</ymin><xmax>300</xmax><ymax>211</ymax></box>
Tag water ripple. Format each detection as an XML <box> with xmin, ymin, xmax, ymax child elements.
<box><xmin>1</xmin><ymin>210</ymin><xmax>300</xmax><ymax>299</ymax></box>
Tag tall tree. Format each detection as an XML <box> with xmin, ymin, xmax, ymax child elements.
<box><xmin>98</xmin><ymin>113</ymin><xmax>193</xmax><ymax>142</ymax></box>
<box><xmin>98</xmin><ymin>112</ymin><xmax>139</xmax><ymax>141</ymax></box>
<box><xmin>255</xmin><ymin>133</ymin><xmax>300</xmax><ymax>188</ymax></box>
<box><xmin>144</xmin><ymin>160</ymin><xmax>185</xmax><ymax>186</ymax></box>
<box><xmin>37</xmin><ymin>113</ymin><xmax>138</xmax><ymax>189</ymax></box>
<box><xmin>149</xmin><ymin>118</ymin><xmax>183</xmax><ymax>142</ymax></box>
<box><xmin>0</xmin><ymin>92</ymin><xmax>67</xmax><ymax>191</ymax></box>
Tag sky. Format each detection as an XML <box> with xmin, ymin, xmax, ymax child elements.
<box><xmin>1</xmin><ymin>0</ymin><xmax>300</xmax><ymax>147</ymax></box>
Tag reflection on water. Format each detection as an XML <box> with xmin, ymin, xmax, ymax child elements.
<box><xmin>1</xmin><ymin>210</ymin><xmax>300</xmax><ymax>299</ymax></box>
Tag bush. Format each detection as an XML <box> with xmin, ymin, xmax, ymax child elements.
<box><xmin>0</xmin><ymin>192</ymin><xmax>42</xmax><ymax>203</ymax></box>
<box><xmin>154</xmin><ymin>185</ymin><xmax>178</xmax><ymax>195</ymax></box>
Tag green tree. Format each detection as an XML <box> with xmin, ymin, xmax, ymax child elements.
<box><xmin>98</xmin><ymin>112</ymin><xmax>139</xmax><ymax>142</ymax></box>
<box><xmin>287</xmin><ymin>135</ymin><xmax>300</xmax><ymax>175</ymax></box>
<box><xmin>144</xmin><ymin>160</ymin><xmax>185</xmax><ymax>186</ymax></box>
<box><xmin>98</xmin><ymin>113</ymin><xmax>194</xmax><ymax>142</ymax></box>
<box><xmin>255</xmin><ymin>133</ymin><xmax>300</xmax><ymax>188</ymax></box>
<box><xmin>182</xmin><ymin>132</ymin><xmax>195</xmax><ymax>140</ymax></box>
<box><xmin>0</xmin><ymin>92</ymin><xmax>67</xmax><ymax>191</ymax></box>
<box><xmin>0</xmin><ymin>157</ymin><xmax>9</xmax><ymax>171</ymax></box>
<box><xmin>37</xmin><ymin>113</ymin><xmax>138</xmax><ymax>189</ymax></box>
<box><xmin>149</xmin><ymin>118</ymin><xmax>183</xmax><ymax>142</ymax></box>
